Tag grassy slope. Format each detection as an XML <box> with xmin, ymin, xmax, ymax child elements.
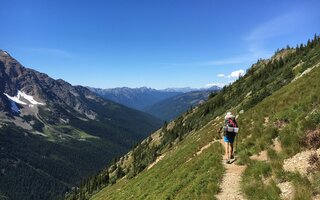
<box><xmin>75</xmin><ymin>38</ymin><xmax>320</xmax><ymax>200</ymax></box>
<box><xmin>237</xmin><ymin>60</ymin><xmax>320</xmax><ymax>199</ymax></box>
<box><xmin>92</xmin><ymin>120</ymin><xmax>224</xmax><ymax>200</ymax></box>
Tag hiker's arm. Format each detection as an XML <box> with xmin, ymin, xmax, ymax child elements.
<box><xmin>217</xmin><ymin>126</ymin><xmax>223</xmax><ymax>133</ymax></box>
<box><xmin>234</xmin><ymin>119</ymin><xmax>238</xmax><ymax>127</ymax></box>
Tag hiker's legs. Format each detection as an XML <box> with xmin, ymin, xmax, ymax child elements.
<box><xmin>230</xmin><ymin>142</ymin><xmax>234</xmax><ymax>158</ymax></box>
<box><xmin>224</xmin><ymin>142</ymin><xmax>230</xmax><ymax>160</ymax></box>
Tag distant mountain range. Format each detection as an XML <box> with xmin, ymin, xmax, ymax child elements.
<box><xmin>88</xmin><ymin>87</ymin><xmax>181</xmax><ymax>111</ymax></box>
<box><xmin>144</xmin><ymin>90</ymin><xmax>217</xmax><ymax>121</ymax></box>
<box><xmin>89</xmin><ymin>86</ymin><xmax>220</xmax><ymax>121</ymax></box>
<box><xmin>0</xmin><ymin>50</ymin><xmax>162</xmax><ymax>200</ymax></box>
<box><xmin>160</xmin><ymin>87</ymin><xmax>210</xmax><ymax>93</ymax></box>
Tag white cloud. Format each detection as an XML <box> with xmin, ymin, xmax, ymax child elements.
<box><xmin>206</xmin><ymin>70</ymin><xmax>246</xmax><ymax>88</ymax></box>
<box><xmin>227</xmin><ymin>69</ymin><xmax>245</xmax><ymax>78</ymax></box>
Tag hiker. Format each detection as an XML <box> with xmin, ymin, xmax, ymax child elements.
<box><xmin>218</xmin><ymin>112</ymin><xmax>238</xmax><ymax>164</ymax></box>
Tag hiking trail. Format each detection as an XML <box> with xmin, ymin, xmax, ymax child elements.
<box><xmin>216</xmin><ymin>139</ymin><xmax>246</xmax><ymax>200</ymax></box>
<box><xmin>147</xmin><ymin>154</ymin><xmax>166</xmax><ymax>170</ymax></box>
<box><xmin>196</xmin><ymin>139</ymin><xmax>219</xmax><ymax>156</ymax></box>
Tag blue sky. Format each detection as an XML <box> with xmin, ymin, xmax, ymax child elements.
<box><xmin>1</xmin><ymin>0</ymin><xmax>320</xmax><ymax>89</ymax></box>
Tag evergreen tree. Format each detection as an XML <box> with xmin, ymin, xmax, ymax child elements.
<box><xmin>115</xmin><ymin>166</ymin><xmax>125</xmax><ymax>179</ymax></box>
<box><xmin>103</xmin><ymin>171</ymin><xmax>109</xmax><ymax>184</ymax></box>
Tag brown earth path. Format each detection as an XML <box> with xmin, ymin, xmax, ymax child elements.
<box><xmin>216</xmin><ymin>139</ymin><xmax>246</xmax><ymax>200</ymax></box>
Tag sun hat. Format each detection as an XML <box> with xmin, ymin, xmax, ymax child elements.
<box><xmin>225</xmin><ymin>112</ymin><xmax>234</xmax><ymax>119</ymax></box>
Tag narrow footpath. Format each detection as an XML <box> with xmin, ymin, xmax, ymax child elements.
<box><xmin>216</xmin><ymin>139</ymin><xmax>246</xmax><ymax>200</ymax></box>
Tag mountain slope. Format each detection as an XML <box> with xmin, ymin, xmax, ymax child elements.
<box><xmin>144</xmin><ymin>89</ymin><xmax>219</xmax><ymax>121</ymax></box>
<box><xmin>0</xmin><ymin>50</ymin><xmax>162</xmax><ymax>200</ymax></box>
<box><xmin>67</xmin><ymin>36</ymin><xmax>320</xmax><ymax>200</ymax></box>
<box><xmin>89</xmin><ymin>87</ymin><xmax>181</xmax><ymax>111</ymax></box>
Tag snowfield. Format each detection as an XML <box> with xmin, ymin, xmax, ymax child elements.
<box><xmin>4</xmin><ymin>92</ymin><xmax>27</xmax><ymax>105</ymax></box>
<box><xmin>3</xmin><ymin>90</ymin><xmax>45</xmax><ymax>112</ymax></box>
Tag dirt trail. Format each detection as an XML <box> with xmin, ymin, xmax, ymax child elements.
<box><xmin>216</xmin><ymin>137</ymin><xmax>283</xmax><ymax>199</ymax></box>
<box><xmin>147</xmin><ymin>154</ymin><xmax>165</xmax><ymax>170</ymax></box>
<box><xmin>216</xmin><ymin>139</ymin><xmax>246</xmax><ymax>200</ymax></box>
<box><xmin>196</xmin><ymin>139</ymin><xmax>219</xmax><ymax>156</ymax></box>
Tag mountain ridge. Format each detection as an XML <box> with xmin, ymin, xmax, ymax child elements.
<box><xmin>88</xmin><ymin>86</ymin><xmax>182</xmax><ymax>111</ymax></box>
<box><xmin>144</xmin><ymin>89</ymin><xmax>219</xmax><ymax>121</ymax></box>
<box><xmin>89</xmin><ymin>86</ymin><xmax>220</xmax><ymax>121</ymax></box>
<box><xmin>0</xmin><ymin>50</ymin><xmax>162</xmax><ymax>200</ymax></box>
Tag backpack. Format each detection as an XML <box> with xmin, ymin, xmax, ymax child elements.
<box><xmin>227</xmin><ymin>118</ymin><xmax>238</xmax><ymax>128</ymax></box>
<box><xmin>223</xmin><ymin>118</ymin><xmax>239</xmax><ymax>135</ymax></box>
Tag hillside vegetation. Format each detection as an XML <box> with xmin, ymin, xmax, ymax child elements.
<box><xmin>0</xmin><ymin>51</ymin><xmax>162</xmax><ymax>200</ymax></box>
<box><xmin>67</xmin><ymin>35</ymin><xmax>320</xmax><ymax>200</ymax></box>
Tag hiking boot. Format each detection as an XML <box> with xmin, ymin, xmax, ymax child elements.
<box><xmin>230</xmin><ymin>155</ymin><xmax>234</xmax><ymax>159</ymax></box>
<box><xmin>225</xmin><ymin>159</ymin><xmax>230</xmax><ymax>164</ymax></box>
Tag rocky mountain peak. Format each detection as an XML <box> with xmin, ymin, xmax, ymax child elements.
<box><xmin>0</xmin><ymin>50</ymin><xmax>100</xmax><ymax>123</ymax></box>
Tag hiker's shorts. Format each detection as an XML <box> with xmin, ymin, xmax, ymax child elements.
<box><xmin>224</xmin><ymin>132</ymin><xmax>236</xmax><ymax>143</ymax></box>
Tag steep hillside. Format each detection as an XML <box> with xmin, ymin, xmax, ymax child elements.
<box><xmin>144</xmin><ymin>89</ymin><xmax>219</xmax><ymax>121</ymax></box>
<box><xmin>88</xmin><ymin>87</ymin><xmax>181</xmax><ymax>111</ymax></box>
<box><xmin>0</xmin><ymin>50</ymin><xmax>162</xmax><ymax>200</ymax></box>
<box><xmin>67</xmin><ymin>35</ymin><xmax>320</xmax><ymax>200</ymax></box>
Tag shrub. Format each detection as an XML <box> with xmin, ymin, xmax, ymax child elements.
<box><xmin>308</xmin><ymin>153</ymin><xmax>319</xmax><ymax>165</ymax></box>
<box><xmin>305</xmin><ymin>129</ymin><xmax>320</xmax><ymax>150</ymax></box>
<box><xmin>307</xmin><ymin>153</ymin><xmax>320</xmax><ymax>174</ymax></box>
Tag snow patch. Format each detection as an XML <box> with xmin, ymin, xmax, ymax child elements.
<box><xmin>4</xmin><ymin>93</ymin><xmax>27</xmax><ymax>105</ymax></box>
<box><xmin>1</xmin><ymin>51</ymin><xmax>8</xmax><ymax>55</ymax></box>
<box><xmin>18</xmin><ymin>91</ymin><xmax>45</xmax><ymax>105</ymax></box>
<box><xmin>3</xmin><ymin>90</ymin><xmax>45</xmax><ymax>106</ymax></box>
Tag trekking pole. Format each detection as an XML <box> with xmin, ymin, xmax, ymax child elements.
<box><xmin>227</xmin><ymin>142</ymin><xmax>230</xmax><ymax>161</ymax></box>
<box><xmin>236</xmin><ymin>131</ymin><xmax>239</xmax><ymax>155</ymax></box>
